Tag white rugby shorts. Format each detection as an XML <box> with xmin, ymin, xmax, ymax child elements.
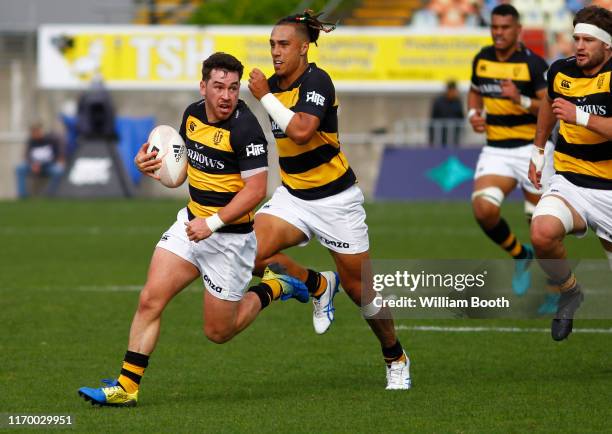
<box><xmin>538</xmin><ymin>174</ymin><xmax>612</xmax><ymax>242</ymax></box>
<box><xmin>156</xmin><ymin>208</ymin><xmax>256</xmax><ymax>301</ymax></box>
<box><xmin>256</xmin><ymin>185</ymin><xmax>370</xmax><ymax>254</ymax></box>
<box><xmin>474</xmin><ymin>141</ymin><xmax>554</xmax><ymax>194</ymax></box>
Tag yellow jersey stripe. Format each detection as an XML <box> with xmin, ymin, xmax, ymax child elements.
<box><xmin>275</xmin><ymin>132</ymin><xmax>339</xmax><ymax>158</ymax></box>
<box><xmin>483</xmin><ymin>97</ymin><xmax>528</xmax><ymax>116</ymax></box>
<box><xmin>186</xmin><ymin>115</ymin><xmax>233</xmax><ymax>153</ymax></box>
<box><xmin>553</xmin><ymin>71</ymin><xmax>611</xmax><ymax>98</ymax></box>
<box><xmin>559</xmin><ymin>121</ymin><xmax>608</xmax><ymax>145</ymax></box>
<box><xmin>187</xmin><ymin>166</ymin><xmax>244</xmax><ymax>193</ymax></box>
<box><xmin>554</xmin><ymin>152</ymin><xmax>612</xmax><ymax>179</ymax></box>
<box><xmin>187</xmin><ymin>202</ymin><xmax>253</xmax><ymax>224</ymax></box>
<box><xmin>280</xmin><ymin>153</ymin><xmax>348</xmax><ymax>190</ymax></box>
<box><xmin>476</xmin><ymin>59</ymin><xmax>531</xmax><ymax>81</ymax></box>
<box><xmin>485</xmin><ymin>123</ymin><xmax>536</xmax><ymax>141</ymax></box>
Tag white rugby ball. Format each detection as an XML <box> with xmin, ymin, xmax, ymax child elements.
<box><xmin>147</xmin><ymin>125</ymin><xmax>187</xmax><ymax>188</ymax></box>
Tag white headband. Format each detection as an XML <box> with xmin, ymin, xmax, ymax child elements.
<box><xmin>574</xmin><ymin>23</ymin><xmax>612</xmax><ymax>46</ymax></box>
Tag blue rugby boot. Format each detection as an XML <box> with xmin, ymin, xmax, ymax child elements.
<box><xmin>78</xmin><ymin>379</ymin><xmax>138</xmax><ymax>407</ymax></box>
<box><xmin>263</xmin><ymin>263</ymin><xmax>309</xmax><ymax>303</ymax></box>
<box><xmin>512</xmin><ymin>244</ymin><xmax>534</xmax><ymax>296</ymax></box>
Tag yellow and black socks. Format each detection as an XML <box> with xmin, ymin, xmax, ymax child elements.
<box><xmin>551</xmin><ymin>271</ymin><xmax>578</xmax><ymax>293</ymax></box>
<box><xmin>248</xmin><ymin>280</ymin><xmax>283</xmax><ymax>310</ymax></box>
<box><xmin>481</xmin><ymin>218</ymin><xmax>531</xmax><ymax>260</ymax></box>
<box><xmin>382</xmin><ymin>340</ymin><xmax>406</xmax><ymax>366</ymax></box>
<box><xmin>305</xmin><ymin>269</ymin><xmax>327</xmax><ymax>299</ymax></box>
<box><xmin>117</xmin><ymin>350</ymin><xmax>149</xmax><ymax>393</ymax></box>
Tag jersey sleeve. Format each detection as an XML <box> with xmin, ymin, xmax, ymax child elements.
<box><xmin>530</xmin><ymin>56</ymin><xmax>549</xmax><ymax>92</ymax></box>
<box><xmin>178</xmin><ymin>106</ymin><xmax>189</xmax><ymax>143</ymax></box>
<box><xmin>231</xmin><ymin>109</ymin><xmax>268</xmax><ymax>173</ymax></box>
<box><xmin>470</xmin><ymin>51</ymin><xmax>481</xmax><ymax>91</ymax></box>
<box><xmin>547</xmin><ymin>59</ymin><xmax>563</xmax><ymax>100</ymax></box>
<box><xmin>293</xmin><ymin>69</ymin><xmax>335</xmax><ymax>120</ymax></box>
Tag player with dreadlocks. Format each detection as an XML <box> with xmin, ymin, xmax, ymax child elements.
<box><xmin>248</xmin><ymin>10</ymin><xmax>411</xmax><ymax>390</ymax></box>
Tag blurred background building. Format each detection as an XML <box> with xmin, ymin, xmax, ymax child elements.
<box><xmin>0</xmin><ymin>0</ymin><xmax>604</xmax><ymax>200</ymax></box>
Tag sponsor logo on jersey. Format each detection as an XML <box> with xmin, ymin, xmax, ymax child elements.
<box><xmin>479</xmin><ymin>83</ymin><xmax>502</xmax><ymax>94</ymax></box>
<box><xmin>245</xmin><ymin>143</ymin><xmax>266</xmax><ymax>157</ymax></box>
<box><xmin>189</xmin><ymin>121</ymin><xmax>197</xmax><ymax>132</ymax></box>
<box><xmin>306</xmin><ymin>90</ymin><xmax>325</xmax><ymax>107</ymax></box>
<box><xmin>270</xmin><ymin>120</ymin><xmax>287</xmax><ymax>138</ymax></box>
<box><xmin>577</xmin><ymin>104</ymin><xmax>607</xmax><ymax>115</ymax></box>
<box><xmin>561</xmin><ymin>79</ymin><xmax>571</xmax><ymax>89</ymax></box>
<box><xmin>203</xmin><ymin>274</ymin><xmax>223</xmax><ymax>293</ymax></box>
<box><xmin>320</xmin><ymin>235</ymin><xmax>350</xmax><ymax>249</ymax></box>
<box><xmin>187</xmin><ymin>148</ymin><xmax>225</xmax><ymax>169</ymax></box>
<box><xmin>160</xmin><ymin>234</ymin><xmax>169</xmax><ymax>241</ymax></box>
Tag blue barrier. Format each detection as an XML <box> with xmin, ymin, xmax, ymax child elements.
<box><xmin>61</xmin><ymin>115</ymin><xmax>155</xmax><ymax>185</ymax></box>
<box><xmin>374</xmin><ymin>147</ymin><xmax>521</xmax><ymax>201</ymax></box>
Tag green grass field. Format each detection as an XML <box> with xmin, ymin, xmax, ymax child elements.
<box><xmin>1</xmin><ymin>199</ymin><xmax>611</xmax><ymax>433</ymax></box>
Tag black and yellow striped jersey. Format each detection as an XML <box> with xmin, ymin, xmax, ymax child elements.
<box><xmin>178</xmin><ymin>99</ymin><xmax>268</xmax><ymax>233</ymax></box>
<box><xmin>471</xmin><ymin>45</ymin><xmax>548</xmax><ymax>148</ymax></box>
<box><xmin>267</xmin><ymin>63</ymin><xmax>356</xmax><ymax>200</ymax></box>
<box><xmin>548</xmin><ymin>56</ymin><xmax>612</xmax><ymax>190</ymax></box>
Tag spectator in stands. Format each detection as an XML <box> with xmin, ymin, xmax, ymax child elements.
<box><xmin>411</xmin><ymin>4</ymin><xmax>439</xmax><ymax>27</ymax></box>
<box><xmin>430</xmin><ymin>0</ymin><xmax>469</xmax><ymax>27</ymax></box>
<box><xmin>15</xmin><ymin>123</ymin><xmax>65</xmax><ymax>198</ymax></box>
<box><xmin>428</xmin><ymin>80</ymin><xmax>465</xmax><ymax>147</ymax></box>
<box><xmin>549</xmin><ymin>30</ymin><xmax>575</xmax><ymax>62</ymax></box>
<box><xmin>466</xmin><ymin>0</ymin><xmax>488</xmax><ymax>27</ymax></box>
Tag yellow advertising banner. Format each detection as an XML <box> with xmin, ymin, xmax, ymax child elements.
<box><xmin>38</xmin><ymin>26</ymin><xmax>491</xmax><ymax>90</ymax></box>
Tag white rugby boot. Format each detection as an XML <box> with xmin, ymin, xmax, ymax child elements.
<box><xmin>312</xmin><ymin>271</ymin><xmax>340</xmax><ymax>334</ymax></box>
<box><xmin>386</xmin><ymin>352</ymin><xmax>411</xmax><ymax>390</ymax></box>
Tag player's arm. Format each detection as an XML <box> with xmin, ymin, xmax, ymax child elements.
<box><xmin>467</xmin><ymin>88</ymin><xmax>486</xmax><ymax>133</ymax></box>
<box><xmin>185</xmin><ymin>170</ymin><xmax>267</xmax><ymax>242</ymax></box>
<box><xmin>248</xmin><ymin>68</ymin><xmax>324</xmax><ymax>145</ymax></box>
<box><xmin>586</xmin><ymin>114</ymin><xmax>612</xmax><ymax>139</ymax></box>
<box><xmin>528</xmin><ymin>94</ymin><xmax>556</xmax><ymax>189</ymax></box>
<box><xmin>551</xmin><ymin>97</ymin><xmax>612</xmax><ymax>139</ymax></box>
<box><xmin>500</xmin><ymin>81</ymin><xmax>547</xmax><ymax>115</ymax></box>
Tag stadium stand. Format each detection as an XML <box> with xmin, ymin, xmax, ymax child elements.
<box><xmin>133</xmin><ymin>0</ymin><xmax>203</xmax><ymax>24</ymax></box>
<box><xmin>343</xmin><ymin>0</ymin><xmax>424</xmax><ymax>26</ymax></box>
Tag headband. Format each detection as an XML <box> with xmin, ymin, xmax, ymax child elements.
<box><xmin>574</xmin><ymin>23</ymin><xmax>611</xmax><ymax>46</ymax></box>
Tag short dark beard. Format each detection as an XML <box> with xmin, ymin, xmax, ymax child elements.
<box><xmin>578</xmin><ymin>48</ymin><xmax>609</xmax><ymax>74</ymax></box>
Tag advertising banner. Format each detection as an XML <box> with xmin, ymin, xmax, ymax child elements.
<box><xmin>38</xmin><ymin>25</ymin><xmax>491</xmax><ymax>91</ymax></box>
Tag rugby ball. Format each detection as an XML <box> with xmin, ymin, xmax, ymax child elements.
<box><xmin>147</xmin><ymin>125</ymin><xmax>187</xmax><ymax>188</ymax></box>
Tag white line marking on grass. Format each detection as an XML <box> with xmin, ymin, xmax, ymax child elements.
<box><xmin>72</xmin><ymin>285</ymin><xmax>199</xmax><ymax>293</ymax></box>
<box><xmin>0</xmin><ymin>226</ymin><xmax>161</xmax><ymax>235</ymax></box>
<box><xmin>397</xmin><ymin>325</ymin><xmax>612</xmax><ymax>334</ymax></box>
<box><xmin>75</xmin><ymin>285</ymin><xmax>143</xmax><ymax>292</ymax></box>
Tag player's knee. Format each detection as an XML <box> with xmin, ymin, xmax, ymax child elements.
<box><xmin>137</xmin><ymin>287</ymin><xmax>166</xmax><ymax>315</ymax></box>
<box><xmin>203</xmin><ymin>324</ymin><xmax>234</xmax><ymax>344</ymax></box>
<box><xmin>531</xmin><ymin>196</ymin><xmax>573</xmax><ymax>251</ymax></box>
<box><xmin>530</xmin><ymin>217</ymin><xmax>563</xmax><ymax>251</ymax></box>
<box><xmin>472</xmin><ymin>199</ymin><xmax>500</xmax><ymax>227</ymax></box>
<box><xmin>472</xmin><ymin>187</ymin><xmax>504</xmax><ymax>226</ymax></box>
